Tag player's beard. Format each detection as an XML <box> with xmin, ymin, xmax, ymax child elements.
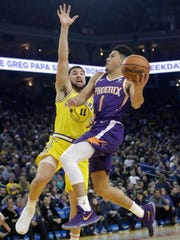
<box><xmin>71</xmin><ymin>82</ymin><xmax>86</xmax><ymax>92</ymax></box>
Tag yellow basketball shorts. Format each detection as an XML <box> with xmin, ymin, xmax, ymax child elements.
<box><xmin>35</xmin><ymin>135</ymin><xmax>89</xmax><ymax>192</ymax></box>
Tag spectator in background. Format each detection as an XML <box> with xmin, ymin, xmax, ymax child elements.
<box><xmin>126</xmin><ymin>181</ymin><xmax>135</xmax><ymax>199</ymax></box>
<box><xmin>11</xmin><ymin>163</ymin><xmax>21</xmax><ymax>180</ymax></box>
<box><xmin>6</xmin><ymin>177</ymin><xmax>21</xmax><ymax>196</ymax></box>
<box><xmin>160</xmin><ymin>187</ymin><xmax>175</xmax><ymax>225</ymax></box>
<box><xmin>169</xmin><ymin>153</ymin><xmax>180</xmax><ymax>182</ymax></box>
<box><xmin>90</xmin><ymin>197</ymin><xmax>107</xmax><ymax>234</ymax></box>
<box><xmin>143</xmin><ymin>190</ymin><xmax>150</xmax><ymax>203</ymax></box>
<box><xmin>135</xmin><ymin>192</ymin><xmax>146</xmax><ymax>206</ymax></box>
<box><xmin>18</xmin><ymin>176</ymin><xmax>30</xmax><ymax>194</ymax></box>
<box><xmin>149</xmin><ymin>189</ymin><xmax>170</xmax><ymax>226</ymax></box>
<box><xmin>0</xmin><ymin>188</ymin><xmax>8</xmax><ymax>207</ymax></box>
<box><xmin>99</xmin><ymin>198</ymin><xmax>123</xmax><ymax>232</ymax></box>
<box><xmin>121</xmin><ymin>165</ymin><xmax>129</xmax><ymax>180</ymax></box>
<box><xmin>58</xmin><ymin>192</ymin><xmax>70</xmax><ymax>209</ymax></box>
<box><xmin>40</xmin><ymin>195</ymin><xmax>64</xmax><ymax>240</ymax></box>
<box><xmin>147</xmin><ymin>181</ymin><xmax>156</xmax><ymax>198</ymax></box>
<box><xmin>155</xmin><ymin>174</ymin><xmax>171</xmax><ymax>195</ymax></box>
<box><xmin>26</xmin><ymin>165</ymin><xmax>37</xmax><ymax>183</ymax></box>
<box><xmin>0</xmin><ymin>166</ymin><xmax>9</xmax><ymax>184</ymax></box>
<box><xmin>141</xmin><ymin>174</ymin><xmax>149</xmax><ymax>190</ymax></box>
<box><xmin>2</xmin><ymin>197</ymin><xmax>33</xmax><ymax>240</ymax></box>
<box><xmin>15</xmin><ymin>197</ymin><xmax>25</xmax><ymax>216</ymax></box>
<box><xmin>128</xmin><ymin>168</ymin><xmax>140</xmax><ymax>184</ymax></box>
<box><xmin>49</xmin><ymin>186</ymin><xmax>62</xmax><ymax>208</ymax></box>
<box><xmin>43</xmin><ymin>191</ymin><xmax>56</xmax><ymax>208</ymax></box>
<box><xmin>124</xmin><ymin>159</ymin><xmax>134</xmax><ymax>168</ymax></box>
<box><xmin>55</xmin><ymin>174</ymin><xmax>65</xmax><ymax>193</ymax></box>
<box><xmin>170</xmin><ymin>186</ymin><xmax>180</xmax><ymax>222</ymax></box>
<box><xmin>110</xmin><ymin>166</ymin><xmax>121</xmax><ymax>181</ymax></box>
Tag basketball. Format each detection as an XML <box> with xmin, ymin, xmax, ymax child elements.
<box><xmin>121</xmin><ymin>54</ymin><xmax>150</xmax><ymax>81</ymax></box>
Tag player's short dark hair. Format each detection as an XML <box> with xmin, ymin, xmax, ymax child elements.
<box><xmin>68</xmin><ymin>66</ymin><xmax>85</xmax><ymax>75</ymax></box>
<box><xmin>112</xmin><ymin>44</ymin><xmax>134</xmax><ymax>57</ymax></box>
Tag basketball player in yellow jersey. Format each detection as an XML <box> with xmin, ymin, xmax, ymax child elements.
<box><xmin>16</xmin><ymin>4</ymin><xmax>93</xmax><ymax>240</ymax></box>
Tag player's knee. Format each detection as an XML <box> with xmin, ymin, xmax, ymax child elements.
<box><xmin>35</xmin><ymin>173</ymin><xmax>51</xmax><ymax>185</ymax></box>
<box><xmin>60</xmin><ymin>151</ymin><xmax>73</xmax><ymax>165</ymax></box>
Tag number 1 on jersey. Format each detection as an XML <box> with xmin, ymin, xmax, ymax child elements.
<box><xmin>98</xmin><ymin>95</ymin><xmax>104</xmax><ymax>112</ymax></box>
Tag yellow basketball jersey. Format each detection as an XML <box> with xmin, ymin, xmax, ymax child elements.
<box><xmin>54</xmin><ymin>89</ymin><xmax>94</xmax><ymax>139</ymax></box>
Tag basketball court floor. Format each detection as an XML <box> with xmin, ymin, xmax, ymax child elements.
<box><xmin>79</xmin><ymin>224</ymin><xmax>180</xmax><ymax>240</ymax></box>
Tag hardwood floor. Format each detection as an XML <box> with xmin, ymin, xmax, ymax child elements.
<box><xmin>79</xmin><ymin>224</ymin><xmax>180</xmax><ymax>240</ymax></box>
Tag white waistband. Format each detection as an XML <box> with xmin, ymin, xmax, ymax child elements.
<box><xmin>53</xmin><ymin>133</ymin><xmax>74</xmax><ymax>143</ymax></box>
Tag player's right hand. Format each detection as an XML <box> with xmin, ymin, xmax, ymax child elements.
<box><xmin>128</xmin><ymin>73</ymin><xmax>149</xmax><ymax>87</ymax></box>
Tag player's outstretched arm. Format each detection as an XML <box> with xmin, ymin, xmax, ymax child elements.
<box><xmin>65</xmin><ymin>72</ymin><xmax>103</xmax><ymax>108</ymax></box>
<box><xmin>55</xmin><ymin>4</ymin><xmax>78</xmax><ymax>100</ymax></box>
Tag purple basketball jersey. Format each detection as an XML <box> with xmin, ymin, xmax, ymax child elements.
<box><xmin>94</xmin><ymin>73</ymin><xmax>130</xmax><ymax>122</ymax></box>
<box><xmin>74</xmin><ymin>73</ymin><xmax>130</xmax><ymax>174</ymax></box>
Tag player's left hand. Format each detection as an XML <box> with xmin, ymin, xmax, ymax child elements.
<box><xmin>65</xmin><ymin>97</ymin><xmax>78</xmax><ymax>109</ymax></box>
<box><xmin>57</xmin><ymin>3</ymin><xmax>79</xmax><ymax>27</ymax></box>
<box><xmin>128</xmin><ymin>73</ymin><xmax>149</xmax><ymax>88</ymax></box>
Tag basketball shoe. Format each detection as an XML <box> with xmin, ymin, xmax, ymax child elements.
<box><xmin>62</xmin><ymin>206</ymin><xmax>99</xmax><ymax>229</ymax></box>
<box><xmin>15</xmin><ymin>206</ymin><xmax>35</xmax><ymax>234</ymax></box>
<box><xmin>141</xmin><ymin>202</ymin><xmax>155</xmax><ymax>237</ymax></box>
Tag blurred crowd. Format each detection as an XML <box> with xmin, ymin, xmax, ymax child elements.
<box><xmin>0</xmin><ymin>91</ymin><xmax>179</xmax><ymax>239</ymax></box>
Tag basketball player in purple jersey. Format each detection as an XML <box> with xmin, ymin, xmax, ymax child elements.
<box><xmin>60</xmin><ymin>45</ymin><xmax>155</xmax><ymax>237</ymax></box>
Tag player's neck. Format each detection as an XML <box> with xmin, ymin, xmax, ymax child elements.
<box><xmin>107</xmin><ymin>70</ymin><xmax>123</xmax><ymax>80</ymax></box>
<box><xmin>73</xmin><ymin>86</ymin><xmax>83</xmax><ymax>93</ymax></box>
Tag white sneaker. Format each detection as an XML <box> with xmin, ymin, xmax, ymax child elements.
<box><xmin>15</xmin><ymin>206</ymin><xmax>35</xmax><ymax>234</ymax></box>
